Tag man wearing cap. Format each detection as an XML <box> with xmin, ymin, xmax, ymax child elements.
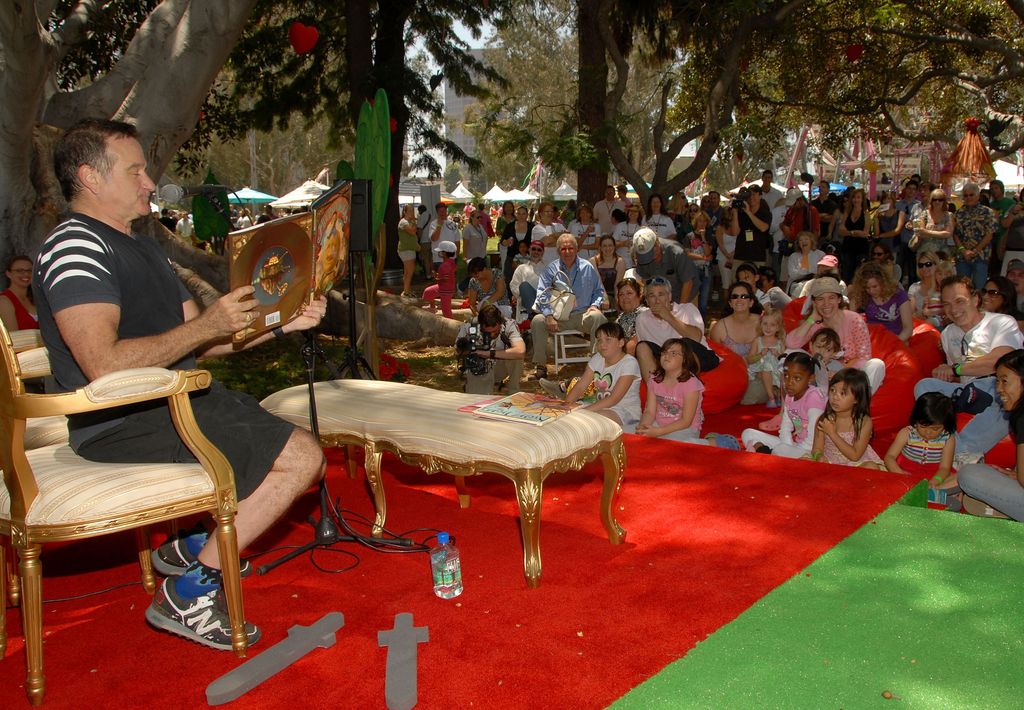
<box><xmin>530</xmin><ymin>233</ymin><xmax>607</xmax><ymax>379</ymax></box>
<box><xmin>730</xmin><ymin>184</ymin><xmax>773</xmax><ymax>274</ymax></box>
<box><xmin>914</xmin><ymin>276</ymin><xmax>1023</xmax><ymax>467</ymax></box>
<box><xmin>630</xmin><ymin>228</ymin><xmax>700</xmax><ymax>304</ymax></box>
<box><xmin>786</xmin><ymin>276</ymin><xmax>886</xmax><ymax>391</ymax></box>
<box><xmin>510</xmin><ymin>239</ymin><xmax>547</xmax><ymax>317</ymax></box>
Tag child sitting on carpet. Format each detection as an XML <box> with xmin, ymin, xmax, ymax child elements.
<box><xmin>636</xmin><ymin>338</ymin><xmax>709</xmax><ymax>444</ymax></box>
<box><xmin>748</xmin><ymin>310</ymin><xmax>785</xmax><ymax>408</ymax></box>
<box><xmin>756</xmin><ymin>327</ymin><xmax>841</xmax><ymax>434</ymax></box>
<box><xmin>884</xmin><ymin>392</ymin><xmax>958</xmax><ymax>504</ymax></box>
<box><xmin>566</xmin><ymin>321</ymin><xmax>642</xmax><ymax>433</ymax></box>
<box><xmin>806</xmin><ymin>368</ymin><xmax>884</xmax><ymax>468</ymax></box>
<box><xmin>742</xmin><ymin>351</ymin><xmax>825</xmax><ymax>457</ymax></box>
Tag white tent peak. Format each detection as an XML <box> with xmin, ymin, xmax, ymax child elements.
<box><xmin>449</xmin><ymin>181</ymin><xmax>475</xmax><ymax>200</ymax></box>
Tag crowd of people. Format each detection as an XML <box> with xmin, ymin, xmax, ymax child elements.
<box><xmin>405</xmin><ymin>174</ymin><xmax>1024</xmax><ymax>523</ymax></box>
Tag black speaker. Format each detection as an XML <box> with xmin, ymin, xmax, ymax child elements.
<box><xmin>349</xmin><ymin>178</ymin><xmax>372</xmax><ymax>252</ymax></box>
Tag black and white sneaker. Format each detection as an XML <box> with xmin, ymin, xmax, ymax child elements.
<box><xmin>146</xmin><ymin>578</ymin><xmax>261</xmax><ymax>651</ymax></box>
<box><xmin>152</xmin><ymin>530</ymin><xmax>252</xmax><ymax>578</ymax></box>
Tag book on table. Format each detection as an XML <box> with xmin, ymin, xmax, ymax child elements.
<box><xmin>470</xmin><ymin>392</ymin><xmax>580</xmax><ymax>426</ymax></box>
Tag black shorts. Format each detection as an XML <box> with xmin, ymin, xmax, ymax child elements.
<box><xmin>75</xmin><ymin>381</ymin><xmax>295</xmax><ymax>501</ymax></box>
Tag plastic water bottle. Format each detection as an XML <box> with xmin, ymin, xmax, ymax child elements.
<box><xmin>430</xmin><ymin>532</ymin><xmax>463</xmax><ymax>599</ymax></box>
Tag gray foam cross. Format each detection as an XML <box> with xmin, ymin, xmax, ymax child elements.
<box><xmin>378</xmin><ymin>612</ymin><xmax>429</xmax><ymax>710</ymax></box>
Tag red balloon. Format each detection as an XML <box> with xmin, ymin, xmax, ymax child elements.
<box><xmin>845</xmin><ymin>43</ymin><xmax>864</xmax><ymax>62</ymax></box>
<box><xmin>288</xmin><ymin>21</ymin><xmax>319</xmax><ymax>55</ymax></box>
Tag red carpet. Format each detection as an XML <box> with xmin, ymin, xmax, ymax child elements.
<box><xmin>1</xmin><ymin>438</ymin><xmax>915</xmax><ymax>708</ymax></box>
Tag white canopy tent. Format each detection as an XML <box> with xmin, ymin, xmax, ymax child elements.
<box><xmin>552</xmin><ymin>181</ymin><xmax>577</xmax><ymax>200</ymax></box>
<box><xmin>269</xmin><ymin>180</ymin><xmax>330</xmax><ymax>209</ymax></box>
<box><xmin>449</xmin><ymin>181</ymin><xmax>475</xmax><ymax>200</ymax></box>
<box><xmin>505</xmin><ymin>188</ymin><xmax>538</xmax><ymax>202</ymax></box>
<box><xmin>991</xmin><ymin>160</ymin><xmax>1024</xmax><ymax>190</ymax></box>
<box><xmin>483</xmin><ymin>184</ymin><xmax>510</xmax><ymax>201</ymax></box>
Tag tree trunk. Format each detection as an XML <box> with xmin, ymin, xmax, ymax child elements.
<box><xmin>576</xmin><ymin>0</ymin><xmax>608</xmax><ymax>207</ymax></box>
<box><xmin>0</xmin><ymin>1</ymin><xmax>258</xmax><ymax>261</ymax></box>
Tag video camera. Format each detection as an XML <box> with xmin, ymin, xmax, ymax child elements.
<box><xmin>455</xmin><ymin>321</ymin><xmax>492</xmax><ymax>376</ymax></box>
<box><xmin>731</xmin><ymin>187</ymin><xmax>751</xmax><ymax>209</ymax></box>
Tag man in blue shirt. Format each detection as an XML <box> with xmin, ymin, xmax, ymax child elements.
<box><xmin>530</xmin><ymin>233</ymin><xmax>607</xmax><ymax>379</ymax></box>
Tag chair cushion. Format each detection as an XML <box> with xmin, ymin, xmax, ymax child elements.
<box><xmin>262</xmin><ymin>380</ymin><xmax>622</xmax><ymax>470</ymax></box>
<box><xmin>24</xmin><ymin>416</ymin><xmax>70</xmax><ymax>450</ymax></box>
<box><xmin>0</xmin><ymin>445</ymin><xmax>214</xmax><ymax>526</ymax></box>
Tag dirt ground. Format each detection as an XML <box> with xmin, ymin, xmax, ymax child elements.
<box><xmin>384</xmin><ymin>336</ymin><xmax>588</xmax><ymax>396</ymax></box>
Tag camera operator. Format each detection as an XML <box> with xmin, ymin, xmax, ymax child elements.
<box><xmin>729</xmin><ymin>184</ymin><xmax>773</xmax><ymax>275</ymax></box>
<box><xmin>456</xmin><ymin>303</ymin><xmax>525</xmax><ymax>395</ymax></box>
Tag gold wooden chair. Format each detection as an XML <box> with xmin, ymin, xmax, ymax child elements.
<box><xmin>0</xmin><ymin>322</ymin><xmax>250</xmax><ymax>705</ymax></box>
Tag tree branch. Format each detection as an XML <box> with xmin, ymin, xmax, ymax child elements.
<box><xmin>52</xmin><ymin>0</ymin><xmax>112</xmax><ymax>61</ymax></box>
<box><xmin>42</xmin><ymin>0</ymin><xmax>189</xmax><ymax>126</ymax></box>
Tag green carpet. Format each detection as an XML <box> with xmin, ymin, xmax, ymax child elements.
<box><xmin>613</xmin><ymin>505</ymin><xmax>1024</xmax><ymax>709</ymax></box>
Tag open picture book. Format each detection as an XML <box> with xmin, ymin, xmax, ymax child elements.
<box><xmin>227</xmin><ymin>181</ymin><xmax>352</xmax><ymax>342</ymax></box>
<box><xmin>470</xmin><ymin>392</ymin><xmax>580</xmax><ymax>426</ymax></box>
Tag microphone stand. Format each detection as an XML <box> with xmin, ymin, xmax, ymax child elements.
<box><xmin>257</xmin><ymin>249</ymin><xmax>381</xmax><ymax>575</ymax></box>
<box><xmin>256</xmin><ymin>329</ymin><xmax>359</xmax><ymax>574</ymax></box>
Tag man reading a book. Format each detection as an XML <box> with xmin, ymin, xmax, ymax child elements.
<box><xmin>456</xmin><ymin>303</ymin><xmax>525</xmax><ymax>394</ymax></box>
<box><xmin>33</xmin><ymin>118</ymin><xmax>327</xmax><ymax>651</ymax></box>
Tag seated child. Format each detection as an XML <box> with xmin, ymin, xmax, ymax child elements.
<box><xmin>748</xmin><ymin>310</ymin><xmax>785</xmax><ymax>407</ymax></box>
<box><xmin>742</xmin><ymin>351</ymin><xmax>825</xmax><ymax>457</ymax></box>
<box><xmin>884</xmin><ymin>392</ymin><xmax>957</xmax><ymax>503</ymax></box>
<box><xmin>757</xmin><ymin>326</ymin><xmax>842</xmax><ymax>433</ymax></box>
<box><xmin>636</xmin><ymin>338</ymin><xmax>709</xmax><ymax>444</ymax></box>
<box><xmin>807</xmin><ymin>368</ymin><xmax>884</xmax><ymax>468</ymax></box>
<box><xmin>422</xmin><ymin>240</ymin><xmax>457</xmax><ymax>318</ymax></box>
<box><xmin>565</xmin><ymin>321</ymin><xmax>642</xmax><ymax>433</ymax></box>
<box><xmin>808</xmin><ymin>327</ymin><xmax>844</xmax><ymax>393</ymax></box>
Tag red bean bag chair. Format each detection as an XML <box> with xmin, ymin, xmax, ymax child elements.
<box><xmin>638</xmin><ymin>340</ymin><xmax>747</xmax><ymax>414</ymax></box>
<box><xmin>867</xmin><ymin>324</ymin><xmax>918</xmax><ymax>434</ymax></box>
<box><xmin>700</xmin><ymin>340</ymin><xmax>748</xmax><ymax>414</ymax></box>
<box><xmin>783</xmin><ymin>296</ymin><xmax>807</xmax><ymax>332</ymax></box>
<box><xmin>908</xmin><ymin>320</ymin><xmax>944</xmax><ymax>376</ymax></box>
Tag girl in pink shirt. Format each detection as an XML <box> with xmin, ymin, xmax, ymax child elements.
<box><xmin>742</xmin><ymin>352</ymin><xmax>825</xmax><ymax>457</ymax></box>
<box><xmin>637</xmin><ymin>338</ymin><xmax>709</xmax><ymax>445</ymax></box>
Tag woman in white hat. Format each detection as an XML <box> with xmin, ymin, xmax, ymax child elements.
<box><xmin>787</xmin><ymin>276</ymin><xmax>886</xmax><ymax>391</ymax></box>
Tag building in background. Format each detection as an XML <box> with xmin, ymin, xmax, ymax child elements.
<box><xmin>443</xmin><ymin>48</ymin><xmax>486</xmax><ymax>164</ymax></box>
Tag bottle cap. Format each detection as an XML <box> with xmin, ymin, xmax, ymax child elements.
<box><xmin>437</xmin><ymin>532</ymin><xmax>450</xmax><ymax>545</ymax></box>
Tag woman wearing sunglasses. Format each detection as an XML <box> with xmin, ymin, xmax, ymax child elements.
<box><xmin>980</xmin><ymin>275</ymin><xmax>1023</xmax><ymax>322</ymax></box>
<box><xmin>908</xmin><ymin>250</ymin><xmax>954</xmax><ymax>328</ymax></box>
<box><xmin>910</xmin><ymin>189</ymin><xmax>956</xmax><ymax>256</ymax></box>
<box><xmin>710</xmin><ymin>282</ymin><xmax>769</xmax><ymax>403</ymax></box>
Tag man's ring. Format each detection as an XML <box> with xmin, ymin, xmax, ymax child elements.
<box><xmin>246</xmin><ymin>312</ymin><xmax>254</xmax><ymax>323</ymax></box>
